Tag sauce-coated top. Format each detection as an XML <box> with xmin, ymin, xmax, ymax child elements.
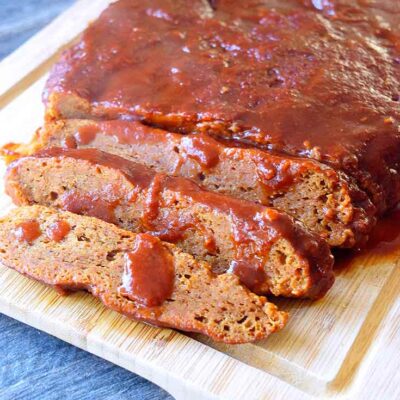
<box><xmin>118</xmin><ymin>233</ymin><xmax>175</xmax><ymax>307</ymax></box>
<box><xmin>45</xmin><ymin>0</ymin><xmax>400</xmax><ymax>212</ymax></box>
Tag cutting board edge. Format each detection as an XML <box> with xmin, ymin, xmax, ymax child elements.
<box><xmin>0</xmin><ymin>1</ymin><xmax>399</xmax><ymax>399</ymax></box>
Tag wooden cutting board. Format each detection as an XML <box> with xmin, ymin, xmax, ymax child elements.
<box><xmin>0</xmin><ymin>1</ymin><xmax>399</xmax><ymax>399</ymax></box>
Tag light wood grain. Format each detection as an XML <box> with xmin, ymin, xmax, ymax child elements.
<box><xmin>0</xmin><ymin>2</ymin><xmax>399</xmax><ymax>399</ymax></box>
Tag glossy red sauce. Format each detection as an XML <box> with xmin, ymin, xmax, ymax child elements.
<box><xmin>45</xmin><ymin>0</ymin><xmax>400</xmax><ymax>214</ymax></box>
<box><xmin>13</xmin><ymin>220</ymin><xmax>41</xmax><ymax>243</ymax></box>
<box><xmin>139</xmin><ymin>173</ymin><xmax>216</xmax><ymax>246</ymax></box>
<box><xmin>335</xmin><ymin>207</ymin><xmax>400</xmax><ymax>271</ymax></box>
<box><xmin>230</xmin><ymin>260</ymin><xmax>267</xmax><ymax>293</ymax></box>
<box><xmin>180</xmin><ymin>134</ymin><xmax>220</xmax><ymax>169</ymax></box>
<box><xmin>118</xmin><ymin>234</ymin><xmax>175</xmax><ymax>307</ymax></box>
<box><xmin>32</xmin><ymin>147</ymin><xmax>334</xmax><ymax>297</ymax></box>
<box><xmin>46</xmin><ymin>220</ymin><xmax>71</xmax><ymax>242</ymax></box>
<box><xmin>74</xmin><ymin>124</ymin><xmax>99</xmax><ymax>145</ymax></box>
<box><xmin>62</xmin><ymin>135</ymin><xmax>78</xmax><ymax>149</ymax></box>
<box><xmin>61</xmin><ymin>191</ymin><xmax>119</xmax><ymax>224</ymax></box>
<box><xmin>142</xmin><ymin>173</ymin><xmax>165</xmax><ymax>230</ymax></box>
<box><xmin>203</xmin><ymin>232</ymin><xmax>218</xmax><ymax>255</ymax></box>
<box><xmin>365</xmin><ymin>209</ymin><xmax>400</xmax><ymax>256</ymax></box>
<box><xmin>149</xmin><ymin>217</ymin><xmax>195</xmax><ymax>243</ymax></box>
<box><xmin>254</xmin><ymin>155</ymin><xmax>306</xmax><ymax>197</ymax></box>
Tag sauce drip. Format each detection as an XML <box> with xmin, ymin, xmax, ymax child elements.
<box><xmin>61</xmin><ymin>191</ymin><xmax>119</xmax><ymax>224</ymax></box>
<box><xmin>336</xmin><ymin>207</ymin><xmax>400</xmax><ymax>271</ymax></box>
<box><xmin>181</xmin><ymin>135</ymin><xmax>220</xmax><ymax>169</ymax></box>
<box><xmin>142</xmin><ymin>174</ymin><xmax>165</xmax><ymax>230</ymax></box>
<box><xmin>62</xmin><ymin>135</ymin><xmax>78</xmax><ymax>149</ymax></box>
<box><xmin>74</xmin><ymin>124</ymin><xmax>99</xmax><ymax>145</ymax></box>
<box><xmin>13</xmin><ymin>220</ymin><xmax>41</xmax><ymax>243</ymax></box>
<box><xmin>363</xmin><ymin>208</ymin><xmax>400</xmax><ymax>257</ymax></box>
<box><xmin>204</xmin><ymin>233</ymin><xmax>218</xmax><ymax>255</ymax></box>
<box><xmin>150</xmin><ymin>218</ymin><xmax>194</xmax><ymax>243</ymax></box>
<box><xmin>254</xmin><ymin>155</ymin><xmax>307</xmax><ymax>196</ymax></box>
<box><xmin>46</xmin><ymin>220</ymin><xmax>71</xmax><ymax>242</ymax></box>
<box><xmin>229</xmin><ymin>260</ymin><xmax>267</xmax><ymax>293</ymax></box>
<box><xmin>118</xmin><ymin>234</ymin><xmax>175</xmax><ymax>307</ymax></box>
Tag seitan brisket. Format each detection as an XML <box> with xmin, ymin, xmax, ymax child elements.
<box><xmin>5</xmin><ymin>147</ymin><xmax>335</xmax><ymax>299</ymax></box>
<box><xmin>0</xmin><ymin>205</ymin><xmax>288</xmax><ymax>343</ymax></box>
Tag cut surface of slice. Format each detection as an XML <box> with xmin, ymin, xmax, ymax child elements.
<box><xmin>15</xmin><ymin>119</ymin><xmax>375</xmax><ymax>248</ymax></box>
<box><xmin>0</xmin><ymin>205</ymin><xmax>288</xmax><ymax>344</ymax></box>
<box><xmin>5</xmin><ymin>147</ymin><xmax>335</xmax><ymax>299</ymax></box>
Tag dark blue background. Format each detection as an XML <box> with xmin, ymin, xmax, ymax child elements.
<box><xmin>0</xmin><ymin>1</ymin><xmax>173</xmax><ymax>398</ymax></box>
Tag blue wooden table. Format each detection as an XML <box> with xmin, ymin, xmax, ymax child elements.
<box><xmin>0</xmin><ymin>1</ymin><xmax>173</xmax><ymax>398</ymax></box>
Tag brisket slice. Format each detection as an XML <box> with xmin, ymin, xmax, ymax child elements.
<box><xmin>11</xmin><ymin>119</ymin><xmax>374</xmax><ymax>248</ymax></box>
<box><xmin>5</xmin><ymin>147</ymin><xmax>334</xmax><ymax>299</ymax></box>
<box><xmin>44</xmin><ymin>0</ymin><xmax>400</xmax><ymax>215</ymax></box>
<box><xmin>0</xmin><ymin>205</ymin><xmax>287</xmax><ymax>344</ymax></box>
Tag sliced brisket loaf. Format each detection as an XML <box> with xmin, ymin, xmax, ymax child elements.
<box><xmin>44</xmin><ymin>0</ymin><xmax>400</xmax><ymax>217</ymax></box>
<box><xmin>0</xmin><ymin>205</ymin><xmax>288</xmax><ymax>343</ymax></box>
<box><xmin>6</xmin><ymin>119</ymin><xmax>375</xmax><ymax>248</ymax></box>
<box><xmin>5</xmin><ymin>147</ymin><xmax>335</xmax><ymax>299</ymax></box>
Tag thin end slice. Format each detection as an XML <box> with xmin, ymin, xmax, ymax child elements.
<box><xmin>0</xmin><ymin>205</ymin><xmax>288</xmax><ymax>344</ymax></box>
